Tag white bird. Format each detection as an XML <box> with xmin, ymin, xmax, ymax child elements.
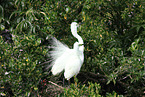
<box><xmin>49</xmin><ymin>22</ymin><xmax>84</xmax><ymax>80</ymax></box>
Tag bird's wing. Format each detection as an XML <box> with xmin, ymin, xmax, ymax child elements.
<box><xmin>49</xmin><ymin>37</ymin><xmax>70</xmax><ymax>60</ymax></box>
<box><xmin>51</xmin><ymin>49</ymin><xmax>71</xmax><ymax>75</ymax></box>
<box><xmin>64</xmin><ymin>50</ymin><xmax>82</xmax><ymax>80</ymax></box>
<box><xmin>49</xmin><ymin>37</ymin><xmax>70</xmax><ymax>75</ymax></box>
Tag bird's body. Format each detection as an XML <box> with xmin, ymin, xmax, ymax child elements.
<box><xmin>49</xmin><ymin>22</ymin><xmax>84</xmax><ymax>80</ymax></box>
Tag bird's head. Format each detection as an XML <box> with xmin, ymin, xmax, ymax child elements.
<box><xmin>73</xmin><ymin>42</ymin><xmax>79</xmax><ymax>49</ymax></box>
<box><xmin>73</xmin><ymin>42</ymin><xmax>84</xmax><ymax>50</ymax></box>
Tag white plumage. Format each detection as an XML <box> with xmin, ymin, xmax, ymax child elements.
<box><xmin>49</xmin><ymin>22</ymin><xmax>84</xmax><ymax>80</ymax></box>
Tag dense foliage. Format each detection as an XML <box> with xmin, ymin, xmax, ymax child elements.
<box><xmin>0</xmin><ymin>0</ymin><xmax>145</xmax><ymax>96</ymax></box>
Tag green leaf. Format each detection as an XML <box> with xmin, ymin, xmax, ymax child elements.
<box><xmin>0</xmin><ymin>5</ymin><xmax>4</xmax><ymax>22</ymax></box>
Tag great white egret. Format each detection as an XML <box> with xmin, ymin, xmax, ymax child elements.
<box><xmin>49</xmin><ymin>22</ymin><xmax>84</xmax><ymax>80</ymax></box>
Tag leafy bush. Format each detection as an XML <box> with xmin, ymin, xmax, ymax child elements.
<box><xmin>61</xmin><ymin>78</ymin><xmax>123</xmax><ymax>97</ymax></box>
<box><xmin>0</xmin><ymin>0</ymin><xmax>145</xmax><ymax>96</ymax></box>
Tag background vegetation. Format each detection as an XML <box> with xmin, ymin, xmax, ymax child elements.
<box><xmin>0</xmin><ymin>0</ymin><xmax>145</xmax><ymax>96</ymax></box>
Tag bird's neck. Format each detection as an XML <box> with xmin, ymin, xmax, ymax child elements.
<box><xmin>71</xmin><ymin>30</ymin><xmax>84</xmax><ymax>44</ymax></box>
<box><xmin>73</xmin><ymin>35</ymin><xmax>84</xmax><ymax>50</ymax></box>
<box><xmin>76</xmin><ymin>34</ymin><xmax>84</xmax><ymax>44</ymax></box>
<box><xmin>72</xmin><ymin>28</ymin><xmax>84</xmax><ymax>53</ymax></box>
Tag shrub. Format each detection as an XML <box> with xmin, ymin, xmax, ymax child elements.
<box><xmin>0</xmin><ymin>0</ymin><xmax>145</xmax><ymax>96</ymax></box>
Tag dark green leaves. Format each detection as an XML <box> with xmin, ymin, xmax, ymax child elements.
<box><xmin>0</xmin><ymin>0</ymin><xmax>145</xmax><ymax>96</ymax></box>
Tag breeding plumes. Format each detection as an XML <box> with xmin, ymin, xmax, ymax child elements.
<box><xmin>49</xmin><ymin>22</ymin><xmax>84</xmax><ymax>80</ymax></box>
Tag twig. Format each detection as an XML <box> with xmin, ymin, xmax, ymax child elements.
<box><xmin>48</xmin><ymin>81</ymin><xmax>64</xmax><ymax>89</ymax></box>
